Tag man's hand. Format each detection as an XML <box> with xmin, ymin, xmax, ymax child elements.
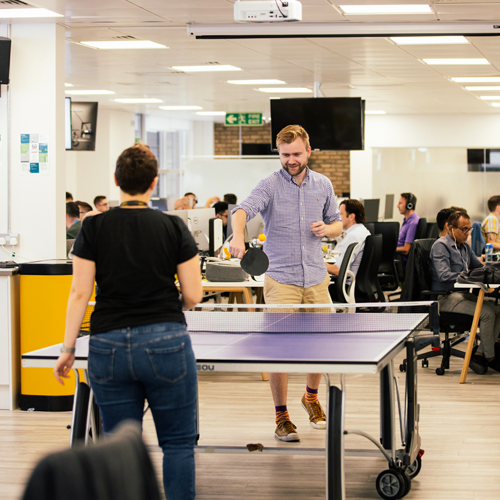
<box><xmin>229</xmin><ymin>234</ymin><xmax>246</xmax><ymax>259</ymax></box>
<box><xmin>53</xmin><ymin>352</ymin><xmax>75</xmax><ymax>386</ymax></box>
<box><xmin>205</xmin><ymin>196</ymin><xmax>220</xmax><ymax>208</ymax></box>
<box><xmin>311</xmin><ymin>221</ymin><xmax>327</xmax><ymax>238</ymax></box>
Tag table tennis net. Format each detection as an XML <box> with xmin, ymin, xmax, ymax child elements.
<box><xmin>186</xmin><ymin>302</ymin><xmax>433</xmax><ymax>335</ymax></box>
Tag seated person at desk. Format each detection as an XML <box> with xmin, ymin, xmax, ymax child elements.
<box><xmin>76</xmin><ymin>200</ymin><xmax>93</xmax><ymax>220</ymax></box>
<box><xmin>184</xmin><ymin>192</ymin><xmax>197</xmax><ymax>208</ymax></box>
<box><xmin>481</xmin><ymin>195</ymin><xmax>500</xmax><ymax>251</ymax></box>
<box><xmin>325</xmin><ymin>199</ymin><xmax>370</xmax><ymax>279</ymax></box>
<box><xmin>66</xmin><ymin>202</ymin><xmax>81</xmax><ymax>239</ymax></box>
<box><xmin>213</xmin><ymin>201</ymin><xmax>229</xmax><ymax>240</ymax></box>
<box><xmin>436</xmin><ymin>208</ymin><xmax>455</xmax><ymax>238</ymax></box>
<box><xmin>396</xmin><ymin>192</ymin><xmax>420</xmax><ymax>263</ymax></box>
<box><xmin>174</xmin><ymin>197</ymin><xmax>191</xmax><ymax>210</ymax></box>
<box><xmin>223</xmin><ymin>193</ymin><xmax>237</xmax><ymax>205</ymax></box>
<box><xmin>430</xmin><ymin>210</ymin><xmax>500</xmax><ymax>374</ymax></box>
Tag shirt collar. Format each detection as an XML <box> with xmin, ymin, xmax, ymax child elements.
<box><xmin>445</xmin><ymin>233</ymin><xmax>462</xmax><ymax>247</ymax></box>
<box><xmin>279</xmin><ymin>166</ymin><xmax>310</xmax><ymax>185</ymax></box>
<box><xmin>72</xmin><ymin>219</ymin><xmax>80</xmax><ymax>226</ymax></box>
<box><xmin>345</xmin><ymin>223</ymin><xmax>361</xmax><ymax>235</ymax></box>
<box><xmin>404</xmin><ymin>212</ymin><xmax>417</xmax><ymax>222</ymax></box>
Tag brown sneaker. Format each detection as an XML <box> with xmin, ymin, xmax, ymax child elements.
<box><xmin>274</xmin><ymin>419</ymin><xmax>300</xmax><ymax>442</ymax></box>
<box><xmin>301</xmin><ymin>394</ymin><xmax>326</xmax><ymax>429</ymax></box>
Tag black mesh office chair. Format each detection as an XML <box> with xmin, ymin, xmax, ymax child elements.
<box><xmin>425</xmin><ymin>222</ymin><xmax>439</xmax><ymax>239</ymax></box>
<box><xmin>328</xmin><ymin>242</ymin><xmax>359</xmax><ymax>304</ymax></box>
<box><xmin>373</xmin><ymin>222</ymin><xmax>400</xmax><ymax>292</ymax></box>
<box><xmin>364</xmin><ymin>222</ymin><xmax>375</xmax><ymax>235</ymax></box>
<box><xmin>355</xmin><ymin>234</ymin><xmax>385</xmax><ymax>303</ymax></box>
<box><xmin>414</xmin><ymin>218</ymin><xmax>427</xmax><ymax>240</ymax></box>
<box><xmin>399</xmin><ymin>238</ymin><xmax>473</xmax><ymax>376</ymax></box>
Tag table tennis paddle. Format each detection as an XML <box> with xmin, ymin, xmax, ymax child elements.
<box><xmin>240</xmin><ymin>247</ymin><xmax>269</xmax><ymax>276</ymax></box>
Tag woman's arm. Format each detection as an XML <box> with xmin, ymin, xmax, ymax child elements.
<box><xmin>177</xmin><ymin>255</ymin><xmax>202</xmax><ymax>310</ymax></box>
<box><xmin>53</xmin><ymin>256</ymin><xmax>96</xmax><ymax>385</ymax></box>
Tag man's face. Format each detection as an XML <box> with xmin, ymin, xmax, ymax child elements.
<box><xmin>397</xmin><ymin>196</ymin><xmax>407</xmax><ymax>215</ymax></box>
<box><xmin>186</xmin><ymin>194</ymin><xmax>196</xmax><ymax>208</ymax></box>
<box><xmin>96</xmin><ymin>198</ymin><xmax>109</xmax><ymax>212</ymax></box>
<box><xmin>278</xmin><ymin>138</ymin><xmax>311</xmax><ymax>178</ymax></box>
<box><xmin>340</xmin><ymin>204</ymin><xmax>354</xmax><ymax>230</ymax></box>
<box><xmin>217</xmin><ymin>210</ymin><xmax>228</xmax><ymax>227</ymax></box>
<box><xmin>449</xmin><ymin>216</ymin><xmax>472</xmax><ymax>245</ymax></box>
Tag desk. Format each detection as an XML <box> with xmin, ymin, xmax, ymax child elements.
<box><xmin>455</xmin><ymin>283</ymin><xmax>500</xmax><ymax>384</ymax></box>
<box><xmin>22</xmin><ymin>310</ymin><xmax>426</xmax><ymax>500</ymax></box>
<box><xmin>201</xmin><ymin>277</ymin><xmax>264</xmax><ymax>305</ymax></box>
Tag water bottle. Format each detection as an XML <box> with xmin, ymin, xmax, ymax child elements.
<box><xmin>485</xmin><ymin>243</ymin><xmax>493</xmax><ymax>263</ymax></box>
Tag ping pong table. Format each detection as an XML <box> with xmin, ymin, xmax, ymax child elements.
<box><xmin>22</xmin><ymin>308</ymin><xmax>428</xmax><ymax>500</ymax></box>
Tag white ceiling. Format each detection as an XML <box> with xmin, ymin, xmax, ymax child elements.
<box><xmin>6</xmin><ymin>0</ymin><xmax>500</xmax><ymax>118</ymax></box>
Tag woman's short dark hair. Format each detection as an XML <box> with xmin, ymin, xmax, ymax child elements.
<box><xmin>340</xmin><ymin>199</ymin><xmax>366</xmax><ymax>224</ymax></box>
<box><xmin>448</xmin><ymin>210</ymin><xmax>470</xmax><ymax>228</ymax></box>
<box><xmin>115</xmin><ymin>143</ymin><xmax>158</xmax><ymax>195</ymax></box>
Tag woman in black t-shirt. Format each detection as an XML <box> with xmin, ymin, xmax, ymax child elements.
<box><xmin>54</xmin><ymin>144</ymin><xmax>202</xmax><ymax>499</ymax></box>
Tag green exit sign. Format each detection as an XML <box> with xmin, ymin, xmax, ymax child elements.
<box><xmin>225</xmin><ymin>112</ymin><xmax>263</xmax><ymax>126</ymax></box>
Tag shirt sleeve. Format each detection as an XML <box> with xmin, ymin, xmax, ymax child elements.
<box><xmin>174</xmin><ymin>218</ymin><xmax>199</xmax><ymax>265</ymax></box>
<box><xmin>483</xmin><ymin>216</ymin><xmax>499</xmax><ymax>235</ymax></box>
<box><xmin>71</xmin><ymin>217</ymin><xmax>96</xmax><ymax>262</ymax></box>
<box><xmin>430</xmin><ymin>240</ymin><xmax>460</xmax><ymax>284</ymax></box>
<box><xmin>322</xmin><ymin>180</ymin><xmax>341</xmax><ymax>225</ymax></box>
<box><xmin>234</xmin><ymin>176</ymin><xmax>273</xmax><ymax>221</ymax></box>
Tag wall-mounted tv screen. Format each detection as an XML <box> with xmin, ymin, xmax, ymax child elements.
<box><xmin>71</xmin><ymin>102</ymin><xmax>98</xmax><ymax>151</ymax></box>
<box><xmin>270</xmin><ymin>97</ymin><xmax>365</xmax><ymax>151</ymax></box>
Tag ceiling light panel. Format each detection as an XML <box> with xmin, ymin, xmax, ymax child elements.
<box><xmin>365</xmin><ymin>110</ymin><xmax>387</xmax><ymax>114</ymax></box>
<box><xmin>65</xmin><ymin>90</ymin><xmax>115</xmax><ymax>95</ymax></box>
<box><xmin>0</xmin><ymin>8</ymin><xmax>63</xmax><ymax>18</ymax></box>
<box><xmin>465</xmin><ymin>86</ymin><xmax>500</xmax><ymax>91</ymax></box>
<box><xmin>339</xmin><ymin>5</ymin><xmax>432</xmax><ymax>15</ymax></box>
<box><xmin>115</xmin><ymin>99</ymin><xmax>163</xmax><ymax>103</ymax></box>
<box><xmin>480</xmin><ymin>96</ymin><xmax>500</xmax><ymax>100</ymax></box>
<box><xmin>159</xmin><ymin>106</ymin><xmax>203</xmax><ymax>110</ymax></box>
<box><xmin>424</xmin><ymin>59</ymin><xmax>490</xmax><ymax>65</ymax></box>
<box><xmin>196</xmin><ymin>111</ymin><xmax>226</xmax><ymax>116</ymax></box>
<box><xmin>257</xmin><ymin>88</ymin><xmax>313</xmax><ymax>93</ymax></box>
<box><xmin>452</xmin><ymin>77</ymin><xmax>500</xmax><ymax>83</ymax></box>
<box><xmin>228</xmin><ymin>79</ymin><xmax>285</xmax><ymax>85</ymax></box>
<box><xmin>81</xmin><ymin>41</ymin><xmax>167</xmax><ymax>49</ymax></box>
<box><xmin>171</xmin><ymin>65</ymin><xmax>241</xmax><ymax>72</ymax></box>
<box><xmin>491</xmin><ymin>103</ymin><xmax>500</xmax><ymax>107</ymax></box>
<box><xmin>390</xmin><ymin>36</ymin><xmax>468</xmax><ymax>45</ymax></box>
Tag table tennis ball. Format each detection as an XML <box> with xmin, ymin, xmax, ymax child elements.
<box><xmin>258</xmin><ymin>234</ymin><xmax>266</xmax><ymax>242</ymax></box>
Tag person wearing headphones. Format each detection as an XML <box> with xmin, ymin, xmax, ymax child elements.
<box><xmin>430</xmin><ymin>210</ymin><xmax>500</xmax><ymax>374</ymax></box>
<box><xmin>396</xmin><ymin>192</ymin><xmax>420</xmax><ymax>263</ymax></box>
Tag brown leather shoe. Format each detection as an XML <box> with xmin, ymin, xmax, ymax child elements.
<box><xmin>274</xmin><ymin>419</ymin><xmax>300</xmax><ymax>442</ymax></box>
<box><xmin>301</xmin><ymin>394</ymin><xmax>326</xmax><ymax>429</ymax></box>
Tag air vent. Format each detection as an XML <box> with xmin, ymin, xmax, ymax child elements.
<box><xmin>0</xmin><ymin>0</ymin><xmax>29</xmax><ymax>5</ymax></box>
<box><xmin>127</xmin><ymin>71</ymin><xmax>182</xmax><ymax>76</ymax></box>
<box><xmin>112</xmin><ymin>35</ymin><xmax>137</xmax><ymax>40</ymax></box>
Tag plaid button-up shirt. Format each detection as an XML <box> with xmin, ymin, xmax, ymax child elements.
<box><xmin>235</xmin><ymin>167</ymin><xmax>340</xmax><ymax>288</ymax></box>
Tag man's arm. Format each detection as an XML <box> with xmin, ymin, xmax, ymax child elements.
<box><xmin>326</xmin><ymin>262</ymin><xmax>339</xmax><ymax>276</ymax></box>
<box><xmin>311</xmin><ymin>220</ymin><xmax>342</xmax><ymax>238</ymax></box>
<box><xmin>431</xmin><ymin>242</ymin><xmax>460</xmax><ymax>283</ymax></box>
<box><xmin>228</xmin><ymin>209</ymin><xmax>247</xmax><ymax>259</ymax></box>
<box><xmin>396</xmin><ymin>242</ymin><xmax>412</xmax><ymax>256</ymax></box>
<box><xmin>485</xmin><ymin>232</ymin><xmax>500</xmax><ymax>251</ymax></box>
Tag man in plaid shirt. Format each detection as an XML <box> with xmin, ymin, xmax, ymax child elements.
<box><xmin>481</xmin><ymin>195</ymin><xmax>500</xmax><ymax>251</ymax></box>
<box><xmin>230</xmin><ymin>125</ymin><xmax>342</xmax><ymax>442</ymax></box>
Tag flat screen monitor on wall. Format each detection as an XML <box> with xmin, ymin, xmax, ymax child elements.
<box><xmin>270</xmin><ymin>97</ymin><xmax>365</xmax><ymax>151</ymax></box>
<box><xmin>0</xmin><ymin>37</ymin><xmax>11</xmax><ymax>85</ymax></box>
<box><xmin>65</xmin><ymin>97</ymin><xmax>72</xmax><ymax>150</ymax></box>
<box><xmin>71</xmin><ymin>102</ymin><xmax>98</xmax><ymax>151</ymax></box>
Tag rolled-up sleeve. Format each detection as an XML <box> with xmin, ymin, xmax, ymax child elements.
<box><xmin>232</xmin><ymin>177</ymin><xmax>273</xmax><ymax>221</ymax></box>
<box><xmin>322</xmin><ymin>181</ymin><xmax>341</xmax><ymax>225</ymax></box>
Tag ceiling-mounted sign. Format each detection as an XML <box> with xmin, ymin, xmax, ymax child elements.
<box><xmin>225</xmin><ymin>112</ymin><xmax>263</xmax><ymax>126</ymax></box>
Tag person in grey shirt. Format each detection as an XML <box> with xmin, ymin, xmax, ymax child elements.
<box><xmin>430</xmin><ymin>210</ymin><xmax>500</xmax><ymax>374</ymax></box>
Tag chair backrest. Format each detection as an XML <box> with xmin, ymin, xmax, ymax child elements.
<box><xmin>400</xmin><ymin>238</ymin><xmax>434</xmax><ymax>302</ymax></box>
<box><xmin>355</xmin><ymin>234</ymin><xmax>384</xmax><ymax>302</ymax></box>
<box><xmin>471</xmin><ymin>221</ymin><xmax>485</xmax><ymax>257</ymax></box>
<box><xmin>372</xmin><ymin>222</ymin><xmax>400</xmax><ymax>275</ymax></box>
<box><xmin>425</xmin><ymin>222</ymin><xmax>440</xmax><ymax>239</ymax></box>
<box><xmin>333</xmin><ymin>242</ymin><xmax>359</xmax><ymax>303</ymax></box>
<box><xmin>414</xmin><ymin>217</ymin><xmax>427</xmax><ymax>240</ymax></box>
<box><xmin>364</xmin><ymin>222</ymin><xmax>375</xmax><ymax>235</ymax></box>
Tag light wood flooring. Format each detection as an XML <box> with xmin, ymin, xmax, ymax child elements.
<box><xmin>2</xmin><ymin>345</ymin><xmax>500</xmax><ymax>500</ymax></box>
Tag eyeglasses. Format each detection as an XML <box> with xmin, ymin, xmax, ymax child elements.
<box><xmin>456</xmin><ymin>226</ymin><xmax>473</xmax><ymax>234</ymax></box>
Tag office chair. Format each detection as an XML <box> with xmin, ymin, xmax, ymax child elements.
<box><xmin>414</xmin><ymin>217</ymin><xmax>427</xmax><ymax>240</ymax></box>
<box><xmin>328</xmin><ymin>242</ymin><xmax>360</xmax><ymax>304</ymax></box>
<box><xmin>22</xmin><ymin>421</ymin><xmax>161</xmax><ymax>500</ymax></box>
<box><xmin>471</xmin><ymin>221</ymin><xmax>485</xmax><ymax>257</ymax></box>
<box><xmin>364</xmin><ymin>222</ymin><xmax>375</xmax><ymax>235</ymax></box>
<box><xmin>399</xmin><ymin>238</ymin><xmax>473</xmax><ymax>376</ymax></box>
<box><xmin>354</xmin><ymin>234</ymin><xmax>385</xmax><ymax>303</ymax></box>
<box><xmin>425</xmin><ymin>222</ymin><xmax>440</xmax><ymax>239</ymax></box>
<box><xmin>372</xmin><ymin>222</ymin><xmax>400</xmax><ymax>292</ymax></box>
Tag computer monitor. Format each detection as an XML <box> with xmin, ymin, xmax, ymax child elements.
<box><xmin>361</xmin><ymin>199</ymin><xmax>380</xmax><ymax>223</ymax></box>
<box><xmin>246</xmin><ymin>213</ymin><xmax>265</xmax><ymax>241</ymax></box>
<box><xmin>150</xmin><ymin>198</ymin><xmax>168</xmax><ymax>211</ymax></box>
<box><xmin>188</xmin><ymin>208</ymin><xmax>215</xmax><ymax>252</ymax></box>
<box><xmin>165</xmin><ymin>210</ymin><xmax>189</xmax><ymax>227</ymax></box>
<box><xmin>384</xmin><ymin>194</ymin><xmax>394</xmax><ymax>220</ymax></box>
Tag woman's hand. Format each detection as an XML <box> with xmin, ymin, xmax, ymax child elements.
<box><xmin>54</xmin><ymin>352</ymin><xmax>76</xmax><ymax>385</ymax></box>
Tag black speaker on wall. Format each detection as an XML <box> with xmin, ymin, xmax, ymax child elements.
<box><xmin>0</xmin><ymin>37</ymin><xmax>12</xmax><ymax>85</ymax></box>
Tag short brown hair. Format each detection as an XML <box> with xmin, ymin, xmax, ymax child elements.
<box><xmin>115</xmin><ymin>143</ymin><xmax>158</xmax><ymax>195</ymax></box>
<box><xmin>340</xmin><ymin>199</ymin><xmax>366</xmax><ymax>224</ymax></box>
<box><xmin>487</xmin><ymin>195</ymin><xmax>500</xmax><ymax>213</ymax></box>
<box><xmin>276</xmin><ymin>125</ymin><xmax>310</xmax><ymax>150</ymax></box>
<box><xmin>448</xmin><ymin>210</ymin><xmax>470</xmax><ymax>227</ymax></box>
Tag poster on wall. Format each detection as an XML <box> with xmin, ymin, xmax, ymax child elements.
<box><xmin>20</xmin><ymin>133</ymin><xmax>49</xmax><ymax>175</ymax></box>
<box><xmin>70</xmin><ymin>102</ymin><xmax>98</xmax><ymax>151</ymax></box>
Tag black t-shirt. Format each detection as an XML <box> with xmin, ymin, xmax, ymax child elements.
<box><xmin>72</xmin><ymin>208</ymin><xmax>198</xmax><ymax>334</ymax></box>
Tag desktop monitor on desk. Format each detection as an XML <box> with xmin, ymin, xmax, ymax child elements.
<box><xmin>361</xmin><ymin>199</ymin><xmax>380</xmax><ymax>223</ymax></box>
<box><xmin>166</xmin><ymin>208</ymin><xmax>216</xmax><ymax>253</ymax></box>
<box><xmin>384</xmin><ymin>194</ymin><xmax>394</xmax><ymax>220</ymax></box>
<box><xmin>227</xmin><ymin>207</ymin><xmax>265</xmax><ymax>244</ymax></box>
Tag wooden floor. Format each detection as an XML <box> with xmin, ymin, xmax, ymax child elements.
<box><xmin>2</xmin><ymin>345</ymin><xmax>500</xmax><ymax>500</ymax></box>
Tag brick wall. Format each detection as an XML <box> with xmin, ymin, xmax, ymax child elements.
<box><xmin>214</xmin><ymin>122</ymin><xmax>350</xmax><ymax>195</ymax></box>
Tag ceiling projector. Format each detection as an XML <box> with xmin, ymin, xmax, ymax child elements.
<box><xmin>234</xmin><ymin>0</ymin><xmax>302</xmax><ymax>22</ymax></box>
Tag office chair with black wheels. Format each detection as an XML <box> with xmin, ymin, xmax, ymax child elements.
<box><xmin>399</xmin><ymin>238</ymin><xmax>473</xmax><ymax>376</ymax></box>
<box><xmin>373</xmin><ymin>222</ymin><xmax>400</xmax><ymax>292</ymax></box>
<box><xmin>328</xmin><ymin>242</ymin><xmax>360</xmax><ymax>304</ymax></box>
<box><xmin>364</xmin><ymin>222</ymin><xmax>375</xmax><ymax>235</ymax></box>
<box><xmin>354</xmin><ymin>234</ymin><xmax>385</xmax><ymax>304</ymax></box>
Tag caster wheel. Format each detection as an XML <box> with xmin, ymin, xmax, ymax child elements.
<box><xmin>436</xmin><ymin>366</ymin><xmax>445</xmax><ymax>376</ymax></box>
<box><xmin>399</xmin><ymin>363</ymin><xmax>406</xmax><ymax>373</ymax></box>
<box><xmin>376</xmin><ymin>469</ymin><xmax>406</xmax><ymax>499</ymax></box>
<box><xmin>421</xmin><ymin>359</ymin><xmax>429</xmax><ymax>368</ymax></box>
<box><xmin>405</xmin><ymin>454</ymin><xmax>422</xmax><ymax>479</ymax></box>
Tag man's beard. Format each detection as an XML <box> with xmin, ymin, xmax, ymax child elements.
<box><xmin>282</xmin><ymin>161</ymin><xmax>307</xmax><ymax>177</ymax></box>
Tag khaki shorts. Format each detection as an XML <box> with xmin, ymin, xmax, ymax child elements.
<box><xmin>264</xmin><ymin>273</ymin><xmax>332</xmax><ymax>305</ymax></box>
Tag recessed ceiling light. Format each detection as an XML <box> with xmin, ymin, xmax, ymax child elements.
<box><xmin>269</xmin><ymin>97</ymin><xmax>281</xmax><ymax>100</ymax></box>
<box><xmin>491</xmin><ymin>103</ymin><xmax>500</xmax><ymax>107</ymax></box>
<box><xmin>257</xmin><ymin>88</ymin><xmax>312</xmax><ymax>93</ymax></box>
<box><xmin>0</xmin><ymin>8</ymin><xmax>62</xmax><ymax>18</ymax></box>
<box><xmin>465</xmin><ymin>86</ymin><xmax>500</xmax><ymax>91</ymax></box>
<box><xmin>65</xmin><ymin>83</ymin><xmax>74</xmax><ymax>87</ymax></box>
<box><xmin>340</xmin><ymin>4</ymin><xmax>432</xmax><ymax>14</ymax></box>
<box><xmin>227</xmin><ymin>79</ymin><xmax>285</xmax><ymax>85</ymax></box>
<box><xmin>390</xmin><ymin>36</ymin><xmax>468</xmax><ymax>45</ymax></box>
<box><xmin>115</xmin><ymin>98</ymin><xmax>163</xmax><ymax>104</ymax></box>
<box><xmin>424</xmin><ymin>59</ymin><xmax>489</xmax><ymax>65</ymax></box>
<box><xmin>196</xmin><ymin>111</ymin><xmax>226</xmax><ymax>116</ymax></box>
<box><xmin>159</xmin><ymin>106</ymin><xmax>203</xmax><ymax>110</ymax></box>
<box><xmin>365</xmin><ymin>110</ymin><xmax>386</xmax><ymax>115</ymax></box>
<box><xmin>172</xmin><ymin>65</ymin><xmax>242</xmax><ymax>73</ymax></box>
<box><xmin>480</xmin><ymin>96</ymin><xmax>500</xmax><ymax>100</ymax></box>
<box><xmin>452</xmin><ymin>77</ymin><xmax>500</xmax><ymax>83</ymax></box>
<box><xmin>81</xmin><ymin>41</ymin><xmax>168</xmax><ymax>49</ymax></box>
<box><xmin>65</xmin><ymin>90</ymin><xmax>115</xmax><ymax>95</ymax></box>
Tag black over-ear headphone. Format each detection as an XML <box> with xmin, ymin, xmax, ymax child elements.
<box><xmin>406</xmin><ymin>193</ymin><xmax>416</xmax><ymax>211</ymax></box>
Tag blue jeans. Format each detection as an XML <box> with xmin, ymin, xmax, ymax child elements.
<box><xmin>88</xmin><ymin>322</ymin><xmax>197</xmax><ymax>500</ymax></box>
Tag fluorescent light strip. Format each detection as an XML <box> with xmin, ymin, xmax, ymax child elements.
<box><xmin>452</xmin><ymin>77</ymin><xmax>500</xmax><ymax>83</ymax></box>
<box><xmin>480</xmin><ymin>96</ymin><xmax>500</xmax><ymax>100</ymax></box>
<box><xmin>115</xmin><ymin>99</ymin><xmax>163</xmax><ymax>104</ymax></box>
<box><xmin>491</xmin><ymin>103</ymin><xmax>500</xmax><ymax>107</ymax></box>
<box><xmin>65</xmin><ymin>83</ymin><xmax>74</xmax><ymax>87</ymax></box>
<box><xmin>172</xmin><ymin>65</ymin><xmax>241</xmax><ymax>73</ymax></box>
<box><xmin>81</xmin><ymin>41</ymin><xmax>167</xmax><ymax>50</ymax></box>
<box><xmin>159</xmin><ymin>106</ymin><xmax>203</xmax><ymax>110</ymax></box>
<box><xmin>424</xmin><ymin>59</ymin><xmax>489</xmax><ymax>65</ymax></box>
<box><xmin>257</xmin><ymin>87</ymin><xmax>312</xmax><ymax>93</ymax></box>
<box><xmin>228</xmin><ymin>79</ymin><xmax>285</xmax><ymax>85</ymax></box>
<box><xmin>65</xmin><ymin>90</ymin><xmax>115</xmax><ymax>95</ymax></box>
<box><xmin>0</xmin><ymin>8</ymin><xmax>62</xmax><ymax>18</ymax></box>
<box><xmin>465</xmin><ymin>86</ymin><xmax>500</xmax><ymax>91</ymax></box>
<box><xmin>196</xmin><ymin>111</ymin><xmax>226</xmax><ymax>116</ymax></box>
<box><xmin>390</xmin><ymin>36</ymin><xmax>468</xmax><ymax>45</ymax></box>
<box><xmin>365</xmin><ymin>110</ymin><xmax>386</xmax><ymax>115</ymax></box>
<box><xmin>340</xmin><ymin>4</ymin><xmax>432</xmax><ymax>14</ymax></box>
